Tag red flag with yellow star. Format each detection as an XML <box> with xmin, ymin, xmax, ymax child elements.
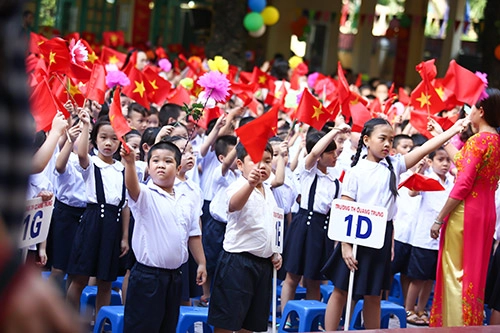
<box><xmin>100</xmin><ymin>46</ymin><xmax>126</xmax><ymax>69</ymax></box>
<box><xmin>29</xmin><ymin>32</ymin><xmax>48</xmax><ymax>54</ymax></box>
<box><xmin>410</xmin><ymin>109</ymin><xmax>456</xmax><ymax>139</ymax></box>
<box><xmin>294</xmin><ymin>89</ymin><xmax>333</xmax><ymax>131</ymax></box>
<box><xmin>167</xmin><ymin>85</ymin><xmax>191</xmax><ymax>106</ymax></box>
<box><xmin>235</xmin><ymin>104</ymin><xmax>279</xmax><ymax>163</ymax></box>
<box><xmin>109</xmin><ymin>87</ymin><xmax>132</xmax><ymax>152</ymax></box>
<box><xmin>79</xmin><ymin>39</ymin><xmax>100</xmax><ymax>66</ymax></box>
<box><xmin>337</xmin><ymin>62</ymin><xmax>352</xmax><ymax>122</ymax></box>
<box><xmin>441</xmin><ymin>60</ymin><xmax>485</xmax><ymax>106</ymax></box>
<box><xmin>250</xmin><ymin>66</ymin><xmax>275</xmax><ymax>90</ymax></box>
<box><xmin>142</xmin><ymin>66</ymin><xmax>173</xmax><ymax>105</ymax></box>
<box><xmin>410</xmin><ymin>81</ymin><xmax>446</xmax><ymax>114</ymax></box>
<box><xmin>102</xmin><ymin>31</ymin><xmax>125</xmax><ymax>48</ymax></box>
<box><xmin>83</xmin><ymin>63</ymin><xmax>107</xmax><ymax>104</ymax></box>
<box><xmin>38</xmin><ymin>37</ymin><xmax>71</xmax><ymax>74</ymax></box>
<box><xmin>29</xmin><ymin>77</ymin><xmax>69</xmax><ymax>132</ymax></box>
<box><xmin>122</xmin><ymin>66</ymin><xmax>149</xmax><ymax>108</ymax></box>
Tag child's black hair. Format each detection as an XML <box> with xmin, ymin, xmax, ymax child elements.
<box><xmin>305</xmin><ymin>127</ymin><xmax>337</xmax><ymax>154</ymax></box>
<box><xmin>139</xmin><ymin>127</ymin><xmax>160</xmax><ymax>160</ymax></box>
<box><xmin>236</xmin><ymin>142</ymin><xmax>273</xmax><ymax>161</ymax></box>
<box><xmin>268</xmin><ymin>136</ymin><xmax>284</xmax><ymax>144</ymax></box>
<box><xmin>351</xmin><ymin>118</ymin><xmax>398</xmax><ymax>197</ymax></box>
<box><xmin>238</xmin><ymin>116</ymin><xmax>256</xmax><ymax>128</ymax></box>
<box><xmin>127</xmin><ymin>103</ymin><xmax>149</xmax><ymax>118</ymax></box>
<box><xmin>147</xmin><ymin>141</ymin><xmax>181</xmax><ymax>166</ymax></box>
<box><xmin>159</xmin><ymin>103</ymin><xmax>183</xmax><ymax>126</ymax></box>
<box><xmin>125</xmin><ymin>129</ymin><xmax>141</xmax><ymax>141</ymax></box>
<box><xmin>429</xmin><ymin>146</ymin><xmax>446</xmax><ymax>160</ymax></box>
<box><xmin>206</xmin><ymin>118</ymin><xmax>218</xmax><ymax>136</ymax></box>
<box><xmin>32</xmin><ymin>130</ymin><xmax>46</xmax><ymax>154</ymax></box>
<box><xmin>393</xmin><ymin>134</ymin><xmax>412</xmax><ymax>149</ymax></box>
<box><xmin>410</xmin><ymin>134</ymin><xmax>428</xmax><ymax>147</ymax></box>
<box><xmin>214</xmin><ymin>135</ymin><xmax>237</xmax><ymax>158</ymax></box>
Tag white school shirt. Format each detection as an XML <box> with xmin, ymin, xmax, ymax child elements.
<box><xmin>409</xmin><ymin>171</ymin><xmax>454</xmax><ymax>250</ymax></box>
<box><xmin>296</xmin><ymin>160</ymin><xmax>341</xmax><ymax>214</ymax></box>
<box><xmin>135</xmin><ymin>160</ymin><xmax>147</xmax><ymax>184</ymax></box>
<box><xmin>174</xmin><ymin>177</ymin><xmax>203</xmax><ymax>227</ymax></box>
<box><xmin>393</xmin><ymin>170</ymin><xmax>421</xmax><ymax>243</ymax></box>
<box><xmin>209</xmin><ymin>165</ymin><xmax>238</xmax><ymax>223</ymax></box>
<box><xmin>342</xmin><ymin>154</ymin><xmax>407</xmax><ymax>221</ymax></box>
<box><xmin>199</xmin><ymin>150</ymin><xmax>220</xmax><ymax>201</ymax></box>
<box><xmin>223</xmin><ymin>176</ymin><xmax>278</xmax><ymax>258</ymax></box>
<box><xmin>76</xmin><ymin>155</ymin><xmax>125</xmax><ymax>206</ymax></box>
<box><xmin>270</xmin><ymin>167</ymin><xmax>299</xmax><ymax>215</ymax></box>
<box><xmin>128</xmin><ymin>180</ymin><xmax>200</xmax><ymax>269</ymax></box>
<box><xmin>53</xmin><ymin>152</ymin><xmax>87</xmax><ymax>207</ymax></box>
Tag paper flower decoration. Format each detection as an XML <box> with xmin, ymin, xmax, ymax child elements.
<box><xmin>475</xmin><ymin>71</ymin><xmax>489</xmax><ymax>101</ymax></box>
<box><xmin>69</xmin><ymin>39</ymin><xmax>88</xmax><ymax>64</ymax></box>
<box><xmin>197</xmin><ymin>91</ymin><xmax>216</xmax><ymax>109</ymax></box>
<box><xmin>106</xmin><ymin>70</ymin><xmax>130</xmax><ymax>89</ymax></box>
<box><xmin>159</xmin><ymin>58</ymin><xmax>172</xmax><ymax>72</ymax></box>
<box><xmin>307</xmin><ymin>72</ymin><xmax>320</xmax><ymax>89</ymax></box>
<box><xmin>208</xmin><ymin>55</ymin><xmax>229</xmax><ymax>74</ymax></box>
<box><xmin>197</xmin><ymin>70</ymin><xmax>231</xmax><ymax>102</ymax></box>
<box><xmin>314</xmin><ymin>78</ymin><xmax>336</xmax><ymax>97</ymax></box>
<box><xmin>289</xmin><ymin>56</ymin><xmax>303</xmax><ymax>70</ymax></box>
<box><xmin>179</xmin><ymin>78</ymin><xmax>194</xmax><ymax>90</ymax></box>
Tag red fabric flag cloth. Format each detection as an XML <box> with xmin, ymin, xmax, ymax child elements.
<box><xmin>295</xmin><ymin>89</ymin><xmax>333</xmax><ymax>131</ymax></box>
<box><xmin>29</xmin><ymin>32</ymin><xmax>48</xmax><ymax>54</ymax></box>
<box><xmin>227</xmin><ymin>65</ymin><xmax>239</xmax><ymax>82</ymax></box>
<box><xmin>39</xmin><ymin>37</ymin><xmax>71</xmax><ymax>74</ymax></box>
<box><xmin>167</xmin><ymin>43</ymin><xmax>184</xmax><ymax>54</ymax></box>
<box><xmin>81</xmin><ymin>32</ymin><xmax>96</xmax><ymax>44</ymax></box>
<box><xmin>79</xmin><ymin>39</ymin><xmax>99</xmax><ymax>66</ymax></box>
<box><xmin>409</xmin><ymin>110</ymin><xmax>455</xmax><ymax>139</ymax></box>
<box><xmin>398</xmin><ymin>87</ymin><xmax>410</xmax><ymax>106</ymax></box>
<box><xmin>102</xmin><ymin>31</ymin><xmax>125</xmax><ymax>48</ymax></box>
<box><xmin>410</xmin><ymin>81</ymin><xmax>446</xmax><ymax>114</ymax></box>
<box><xmin>142</xmin><ymin>67</ymin><xmax>173</xmax><ymax>105</ymax></box>
<box><xmin>442</xmin><ymin>59</ymin><xmax>485</xmax><ymax>105</ymax></box>
<box><xmin>67</xmin><ymin>78</ymin><xmax>86</xmax><ymax>107</ymax></box>
<box><xmin>122</xmin><ymin>67</ymin><xmax>150</xmax><ymax>109</ymax></box>
<box><xmin>350</xmin><ymin>101</ymin><xmax>373</xmax><ymax>132</ymax></box>
<box><xmin>337</xmin><ymin>61</ymin><xmax>352</xmax><ymax>122</ymax></box>
<box><xmin>100</xmin><ymin>46</ymin><xmax>126</xmax><ymax>69</ymax></box>
<box><xmin>168</xmin><ymin>85</ymin><xmax>191</xmax><ymax>106</ymax></box>
<box><xmin>29</xmin><ymin>77</ymin><xmax>68</xmax><ymax>132</ymax></box>
<box><xmin>193</xmin><ymin>106</ymin><xmax>223</xmax><ymax>130</ymax></box>
<box><xmin>65</xmin><ymin>32</ymin><xmax>80</xmax><ymax>41</ymax></box>
<box><xmin>235</xmin><ymin>104</ymin><xmax>279</xmax><ymax>163</ymax></box>
<box><xmin>238</xmin><ymin>71</ymin><xmax>252</xmax><ymax>84</ymax></box>
<box><xmin>68</xmin><ymin>62</ymin><xmax>92</xmax><ymax>83</ymax></box>
<box><xmin>84</xmin><ymin>63</ymin><xmax>107</xmax><ymax>104</ymax></box>
<box><xmin>251</xmin><ymin>66</ymin><xmax>275</xmax><ymax>90</ymax></box>
<box><xmin>109</xmin><ymin>87</ymin><xmax>132</xmax><ymax>151</ymax></box>
<box><xmin>416</xmin><ymin>59</ymin><xmax>438</xmax><ymax>82</ymax></box>
<box><xmin>398</xmin><ymin>173</ymin><xmax>445</xmax><ymax>191</ymax></box>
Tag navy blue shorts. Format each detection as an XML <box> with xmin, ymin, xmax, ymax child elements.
<box><xmin>180</xmin><ymin>253</ymin><xmax>203</xmax><ymax>301</ymax></box>
<box><xmin>50</xmin><ymin>200</ymin><xmax>85</xmax><ymax>271</ymax></box>
<box><xmin>406</xmin><ymin>246</ymin><xmax>438</xmax><ymax>280</ymax></box>
<box><xmin>201</xmin><ymin>216</ymin><xmax>226</xmax><ymax>279</ymax></box>
<box><xmin>124</xmin><ymin>262</ymin><xmax>182</xmax><ymax>333</ymax></box>
<box><xmin>391</xmin><ymin>240</ymin><xmax>412</xmax><ymax>276</ymax></box>
<box><xmin>208</xmin><ymin>251</ymin><xmax>272</xmax><ymax>332</ymax></box>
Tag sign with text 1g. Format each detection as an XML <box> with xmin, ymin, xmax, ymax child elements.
<box><xmin>19</xmin><ymin>197</ymin><xmax>54</xmax><ymax>249</ymax></box>
<box><xmin>272</xmin><ymin>206</ymin><xmax>284</xmax><ymax>254</ymax></box>
<box><xmin>328</xmin><ymin>199</ymin><xmax>388</xmax><ymax>249</ymax></box>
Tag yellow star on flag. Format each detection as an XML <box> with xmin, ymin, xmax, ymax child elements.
<box><xmin>312</xmin><ymin>105</ymin><xmax>324</xmax><ymax>120</ymax></box>
<box><xmin>350</xmin><ymin>96</ymin><xmax>359</xmax><ymax>105</ymax></box>
<box><xmin>133</xmin><ymin>81</ymin><xmax>146</xmax><ymax>97</ymax></box>
<box><xmin>108</xmin><ymin>55</ymin><xmax>119</xmax><ymax>64</ymax></box>
<box><xmin>68</xmin><ymin>81</ymin><xmax>82</xmax><ymax>97</ymax></box>
<box><xmin>435</xmin><ymin>86</ymin><xmax>444</xmax><ymax>100</ymax></box>
<box><xmin>193</xmin><ymin>86</ymin><xmax>203</xmax><ymax>96</ymax></box>
<box><xmin>110</xmin><ymin>34</ymin><xmax>118</xmax><ymax>44</ymax></box>
<box><xmin>258</xmin><ymin>75</ymin><xmax>267</xmax><ymax>84</ymax></box>
<box><xmin>149</xmin><ymin>80</ymin><xmax>158</xmax><ymax>90</ymax></box>
<box><xmin>49</xmin><ymin>51</ymin><xmax>56</xmax><ymax>66</ymax></box>
<box><xmin>110</xmin><ymin>114</ymin><xmax>115</xmax><ymax>122</ymax></box>
<box><xmin>275</xmin><ymin>91</ymin><xmax>282</xmax><ymax>99</ymax></box>
<box><xmin>416</xmin><ymin>92</ymin><xmax>431</xmax><ymax>108</ymax></box>
<box><xmin>88</xmin><ymin>52</ymin><xmax>98</xmax><ymax>64</ymax></box>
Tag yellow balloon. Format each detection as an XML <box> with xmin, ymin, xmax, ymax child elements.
<box><xmin>261</xmin><ymin>6</ymin><xmax>279</xmax><ymax>26</ymax></box>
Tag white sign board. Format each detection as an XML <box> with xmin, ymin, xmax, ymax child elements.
<box><xmin>272</xmin><ymin>207</ymin><xmax>284</xmax><ymax>254</ymax></box>
<box><xmin>19</xmin><ymin>197</ymin><xmax>54</xmax><ymax>248</ymax></box>
<box><xmin>328</xmin><ymin>199</ymin><xmax>388</xmax><ymax>249</ymax></box>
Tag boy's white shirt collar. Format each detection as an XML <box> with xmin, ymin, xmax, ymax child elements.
<box><xmin>146</xmin><ymin>178</ymin><xmax>179</xmax><ymax>198</ymax></box>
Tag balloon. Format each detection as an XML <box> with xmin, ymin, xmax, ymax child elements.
<box><xmin>248</xmin><ymin>0</ymin><xmax>266</xmax><ymax>13</ymax></box>
<box><xmin>249</xmin><ymin>25</ymin><xmax>266</xmax><ymax>38</ymax></box>
<box><xmin>261</xmin><ymin>6</ymin><xmax>279</xmax><ymax>26</ymax></box>
<box><xmin>495</xmin><ymin>45</ymin><xmax>500</xmax><ymax>61</ymax></box>
<box><xmin>243</xmin><ymin>12</ymin><xmax>264</xmax><ymax>32</ymax></box>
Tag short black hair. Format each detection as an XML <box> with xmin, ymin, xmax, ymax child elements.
<box><xmin>147</xmin><ymin>141</ymin><xmax>181</xmax><ymax>166</ymax></box>
<box><xmin>125</xmin><ymin>129</ymin><xmax>141</xmax><ymax>141</ymax></box>
<box><xmin>305</xmin><ymin>128</ymin><xmax>336</xmax><ymax>154</ymax></box>
<box><xmin>393</xmin><ymin>134</ymin><xmax>412</xmax><ymax>149</ymax></box>
<box><xmin>159</xmin><ymin>103</ymin><xmax>183</xmax><ymax>126</ymax></box>
<box><xmin>238</xmin><ymin>116</ymin><xmax>256</xmax><ymax>128</ymax></box>
<box><xmin>411</xmin><ymin>134</ymin><xmax>428</xmax><ymax>147</ymax></box>
<box><xmin>90</xmin><ymin>116</ymin><xmax>112</xmax><ymax>148</ymax></box>
<box><xmin>128</xmin><ymin>103</ymin><xmax>149</xmax><ymax>118</ymax></box>
<box><xmin>236</xmin><ymin>142</ymin><xmax>273</xmax><ymax>161</ymax></box>
<box><xmin>215</xmin><ymin>135</ymin><xmax>237</xmax><ymax>158</ymax></box>
<box><xmin>429</xmin><ymin>147</ymin><xmax>446</xmax><ymax>160</ymax></box>
<box><xmin>139</xmin><ymin>127</ymin><xmax>160</xmax><ymax>160</ymax></box>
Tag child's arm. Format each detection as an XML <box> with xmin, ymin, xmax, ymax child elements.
<box><xmin>154</xmin><ymin>125</ymin><xmax>174</xmax><ymax>144</ymax></box>
<box><xmin>270</xmin><ymin>140</ymin><xmax>288</xmax><ymax>188</ymax></box>
<box><xmin>289</xmin><ymin>142</ymin><xmax>305</xmax><ymax>172</ymax></box>
<box><xmin>221</xmin><ymin>144</ymin><xmax>237</xmax><ymax>176</ymax></box>
<box><xmin>120</xmin><ymin>144</ymin><xmax>141</xmax><ymax>202</ymax></box>
<box><xmin>188</xmin><ymin>234</ymin><xmax>207</xmax><ymax>286</ymax></box>
<box><xmin>304</xmin><ymin>124</ymin><xmax>350</xmax><ymax>170</ymax></box>
<box><xmin>228</xmin><ymin>167</ymin><xmax>261</xmax><ymax>212</ymax></box>
<box><xmin>55</xmin><ymin>124</ymin><xmax>80</xmax><ymax>174</ymax></box>
<box><xmin>219</xmin><ymin>106</ymin><xmax>244</xmax><ymax>136</ymax></box>
<box><xmin>37</xmin><ymin>241</ymin><xmax>47</xmax><ymax>266</ymax></box>
<box><xmin>77</xmin><ymin>108</ymin><xmax>91</xmax><ymax>169</ymax></box>
<box><xmin>32</xmin><ymin>111</ymin><xmax>68</xmax><ymax>173</ymax></box>
<box><xmin>199</xmin><ymin>115</ymin><xmax>226</xmax><ymax>157</ymax></box>
<box><xmin>119</xmin><ymin>205</ymin><xmax>130</xmax><ymax>258</ymax></box>
<box><xmin>404</xmin><ymin>118</ymin><xmax>470</xmax><ymax>169</ymax></box>
<box><xmin>427</xmin><ymin>118</ymin><xmax>459</xmax><ymax>158</ymax></box>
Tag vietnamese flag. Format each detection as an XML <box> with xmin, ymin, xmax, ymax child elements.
<box><xmin>102</xmin><ymin>31</ymin><xmax>125</xmax><ymax>48</ymax></box>
<box><xmin>409</xmin><ymin>109</ymin><xmax>455</xmax><ymax>139</ymax></box>
<box><xmin>294</xmin><ymin>89</ymin><xmax>333</xmax><ymax>131</ymax></box>
<box><xmin>29</xmin><ymin>32</ymin><xmax>48</xmax><ymax>54</ymax></box>
<box><xmin>39</xmin><ymin>37</ymin><xmax>71</xmax><ymax>74</ymax></box>
<box><xmin>142</xmin><ymin>66</ymin><xmax>173</xmax><ymax>105</ymax></box>
<box><xmin>442</xmin><ymin>60</ymin><xmax>486</xmax><ymax>105</ymax></box>
<box><xmin>194</xmin><ymin>106</ymin><xmax>224</xmax><ymax>130</ymax></box>
<box><xmin>122</xmin><ymin>67</ymin><xmax>150</xmax><ymax>109</ymax></box>
<box><xmin>235</xmin><ymin>104</ymin><xmax>279</xmax><ymax>163</ymax></box>
<box><xmin>80</xmin><ymin>39</ymin><xmax>99</xmax><ymax>66</ymax></box>
<box><xmin>100</xmin><ymin>46</ymin><xmax>126</xmax><ymax>69</ymax></box>
<box><xmin>251</xmin><ymin>66</ymin><xmax>275</xmax><ymax>90</ymax></box>
<box><xmin>410</xmin><ymin>81</ymin><xmax>446</xmax><ymax>114</ymax></box>
<box><xmin>398</xmin><ymin>87</ymin><xmax>410</xmax><ymax>106</ymax></box>
<box><xmin>167</xmin><ymin>85</ymin><xmax>191</xmax><ymax>106</ymax></box>
<box><xmin>109</xmin><ymin>87</ymin><xmax>132</xmax><ymax>152</ymax></box>
<box><xmin>337</xmin><ymin>62</ymin><xmax>352</xmax><ymax>122</ymax></box>
<box><xmin>416</xmin><ymin>59</ymin><xmax>438</xmax><ymax>83</ymax></box>
<box><xmin>83</xmin><ymin>63</ymin><xmax>107</xmax><ymax>104</ymax></box>
<box><xmin>398</xmin><ymin>173</ymin><xmax>445</xmax><ymax>191</ymax></box>
<box><xmin>29</xmin><ymin>77</ymin><xmax>69</xmax><ymax>132</ymax></box>
<box><xmin>350</xmin><ymin>99</ymin><xmax>372</xmax><ymax>132</ymax></box>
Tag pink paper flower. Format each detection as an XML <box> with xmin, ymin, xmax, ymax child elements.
<box><xmin>69</xmin><ymin>39</ymin><xmax>88</xmax><ymax>64</ymax></box>
<box><xmin>307</xmin><ymin>72</ymin><xmax>320</xmax><ymax>89</ymax></box>
<box><xmin>197</xmin><ymin>70</ymin><xmax>231</xmax><ymax>103</ymax></box>
<box><xmin>475</xmin><ymin>71</ymin><xmax>489</xmax><ymax>101</ymax></box>
<box><xmin>106</xmin><ymin>70</ymin><xmax>130</xmax><ymax>89</ymax></box>
<box><xmin>159</xmin><ymin>58</ymin><xmax>172</xmax><ymax>72</ymax></box>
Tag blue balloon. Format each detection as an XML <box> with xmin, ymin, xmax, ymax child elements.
<box><xmin>248</xmin><ymin>0</ymin><xmax>266</xmax><ymax>13</ymax></box>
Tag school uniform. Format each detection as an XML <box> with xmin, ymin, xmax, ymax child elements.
<box><xmin>284</xmin><ymin>161</ymin><xmax>340</xmax><ymax>280</ymax></box>
<box><xmin>407</xmin><ymin>171</ymin><xmax>453</xmax><ymax>281</ymax></box>
<box><xmin>199</xmin><ymin>150</ymin><xmax>220</xmax><ymax>227</ymax></box>
<box><xmin>270</xmin><ymin>167</ymin><xmax>299</xmax><ymax>216</ymax></box>
<box><xmin>208</xmin><ymin>176</ymin><xmax>278</xmax><ymax>332</ymax></box>
<box><xmin>124</xmin><ymin>179</ymin><xmax>201</xmax><ymax>333</ymax></box>
<box><xmin>484</xmin><ymin>185</ymin><xmax>500</xmax><ymax>311</ymax></box>
<box><xmin>322</xmin><ymin>154</ymin><xmax>407</xmax><ymax>296</ymax></box>
<box><xmin>67</xmin><ymin>155</ymin><xmax>126</xmax><ymax>282</ymax></box>
<box><xmin>50</xmin><ymin>153</ymin><xmax>86</xmax><ymax>271</ymax></box>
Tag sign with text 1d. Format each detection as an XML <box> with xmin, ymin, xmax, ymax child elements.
<box><xmin>272</xmin><ymin>206</ymin><xmax>284</xmax><ymax>254</ymax></box>
<box><xmin>328</xmin><ymin>199</ymin><xmax>388</xmax><ymax>249</ymax></box>
<box><xmin>19</xmin><ymin>197</ymin><xmax>54</xmax><ymax>249</ymax></box>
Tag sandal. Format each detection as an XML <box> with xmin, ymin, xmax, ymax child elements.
<box><xmin>406</xmin><ymin>310</ymin><xmax>426</xmax><ymax>326</ymax></box>
<box><xmin>417</xmin><ymin>310</ymin><xmax>430</xmax><ymax>326</ymax></box>
<box><xmin>198</xmin><ymin>296</ymin><xmax>210</xmax><ymax>307</ymax></box>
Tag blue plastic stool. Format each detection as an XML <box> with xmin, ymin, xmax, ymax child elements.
<box><xmin>278</xmin><ymin>300</ymin><xmax>326</xmax><ymax>333</ymax></box>
<box><xmin>485</xmin><ymin>305</ymin><xmax>492</xmax><ymax>325</ymax></box>
<box><xmin>320</xmin><ymin>284</ymin><xmax>335</xmax><ymax>303</ymax></box>
<box><xmin>388</xmin><ymin>273</ymin><xmax>404</xmax><ymax>306</ymax></box>
<box><xmin>80</xmin><ymin>286</ymin><xmax>122</xmax><ymax>316</ymax></box>
<box><xmin>112</xmin><ymin>276</ymin><xmax>124</xmax><ymax>291</ymax></box>
<box><xmin>176</xmin><ymin>306</ymin><xmax>212</xmax><ymax>333</ymax></box>
<box><xmin>349</xmin><ymin>299</ymin><xmax>407</xmax><ymax>329</ymax></box>
<box><xmin>93</xmin><ymin>306</ymin><xmax>124</xmax><ymax>333</ymax></box>
<box><xmin>269</xmin><ymin>283</ymin><xmax>308</xmax><ymax>321</ymax></box>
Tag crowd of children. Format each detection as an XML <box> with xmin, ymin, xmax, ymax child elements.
<box><xmin>25</xmin><ymin>45</ymin><xmax>500</xmax><ymax>333</ymax></box>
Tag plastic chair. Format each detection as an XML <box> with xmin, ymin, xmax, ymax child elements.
<box><xmin>80</xmin><ymin>286</ymin><xmax>122</xmax><ymax>316</ymax></box>
<box><xmin>269</xmin><ymin>283</ymin><xmax>308</xmax><ymax>321</ymax></box>
<box><xmin>176</xmin><ymin>306</ymin><xmax>212</xmax><ymax>333</ymax></box>
<box><xmin>93</xmin><ymin>306</ymin><xmax>124</xmax><ymax>333</ymax></box>
<box><xmin>388</xmin><ymin>273</ymin><xmax>404</xmax><ymax>306</ymax></box>
<box><xmin>278</xmin><ymin>300</ymin><xmax>326</xmax><ymax>333</ymax></box>
<box><xmin>320</xmin><ymin>284</ymin><xmax>335</xmax><ymax>303</ymax></box>
<box><xmin>349</xmin><ymin>299</ymin><xmax>407</xmax><ymax>330</ymax></box>
<box><xmin>111</xmin><ymin>276</ymin><xmax>124</xmax><ymax>291</ymax></box>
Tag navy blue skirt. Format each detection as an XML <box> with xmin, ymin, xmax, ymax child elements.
<box><xmin>485</xmin><ymin>242</ymin><xmax>500</xmax><ymax>311</ymax></box>
<box><xmin>67</xmin><ymin>203</ymin><xmax>123</xmax><ymax>281</ymax></box>
<box><xmin>283</xmin><ymin>209</ymin><xmax>335</xmax><ymax>280</ymax></box>
<box><xmin>321</xmin><ymin>221</ymin><xmax>394</xmax><ymax>296</ymax></box>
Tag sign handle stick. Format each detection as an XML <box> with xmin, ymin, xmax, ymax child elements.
<box><xmin>21</xmin><ymin>247</ymin><xmax>28</xmax><ymax>263</ymax></box>
<box><xmin>344</xmin><ymin>243</ymin><xmax>358</xmax><ymax>331</ymax></box>
<box><xmin>272</xmin><ymin>266</ymin><xmax>277</xmax><ymax>333</ymax></box>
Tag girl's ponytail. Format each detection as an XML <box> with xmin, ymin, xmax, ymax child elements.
<box><xmin>351</xmin><ymin>131</ymin><xmax>365</xmax><ymax>167</ymax></box>
<box><xmin>385</xmin><ymin>156</ymin><xmax>398</xmax><ymax>197</ymax></box>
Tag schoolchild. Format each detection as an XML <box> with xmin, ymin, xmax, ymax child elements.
<box><xmin>126</xmin><ymin>102</ymin><xmax>148</xmax><ymax>135</ymax></box>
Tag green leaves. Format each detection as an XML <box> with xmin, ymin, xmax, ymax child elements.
<box><xmin>181</xmin><ymin>102</ymin><xmax>204</xmax><ymax>121</ymax></box>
